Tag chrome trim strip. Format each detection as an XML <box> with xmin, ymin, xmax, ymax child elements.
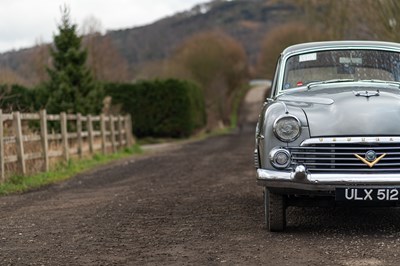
<box><xmin>297</xmin><ymin>168</ymin><xmax>400</xmax><ymax>173</ymax></box>
<box><xmin>309</xmin><ymin>174</ymin><xmax>400</xmax><ymax>183</ymax></box>
<box><xmin>278</xmin><ymin>95</ymin><xmax>334</xmax><ymax>105</ymax></box>
<box><xmin>293</xmin><ymin>146</ymin><xmax>400</xmax><ymax>151</ymax></box>
<box><xmin>280</xmin><ymin>101</ymin><xmax>289</xmax><ymax>114</ymax></box>
<box><xmin>301</xmin><ymin>137</ymin><xmax>400</xmax><ymax>146</ymax></box>
<box><xmin>292</xmin><ymin>151</ymin><xmax>400</xmax><ymax>156</ymax></box>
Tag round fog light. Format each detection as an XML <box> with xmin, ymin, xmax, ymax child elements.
<box><xmin>276</xmin><ymin>152</ymin><xmax>289</xmax><ymax>165</ymax></box>
<box><xmin>270</xmin><ymin>148</ymin><xmax>291</xmax><ymax>169</ymax></box>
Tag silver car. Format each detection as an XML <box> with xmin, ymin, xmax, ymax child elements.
<box><xmin>255</xmin><ymin>41</ymin><xmax>400</xmax><ymax>231</ymax></box>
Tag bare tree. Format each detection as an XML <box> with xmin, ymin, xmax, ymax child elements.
<box><xmin>360</xmin><ymin>0</ymin><xmax>400</xmax><ymax>42</ymax></box>
<box><xmin>29</xmin><ymin>37</ymin><xmax>51</xmax><ymax>84</ymax></box>
<box><xmin>272</xmin><ymin>0</ymin><xmax>363</xmax><ymax>40</ymax></box>
<box><xmin>169</xmin><ymin>30</ymin><xmax>249</xmax><ymax>128</ymax></box>
<box><xmin>81</xmin><ymin>16</ymin><xmax>130</xmax><ymax>82</ymax></box>
<box><xmin>257</xmin><ymin>22</ymin><xmax>326</xmax><ymax>79</ymax></box>
<box><xmin>0</xmin><ymin>67</ymin><xmax>29</xmax><ymax>86</ymax></box>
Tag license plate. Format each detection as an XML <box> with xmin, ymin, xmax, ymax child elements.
<box><xmin>336</xmin><ymin>187</ymin><xmax>400</xmax><ymax>201</ymax></box>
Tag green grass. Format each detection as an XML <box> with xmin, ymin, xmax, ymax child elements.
<box><xmin>137</xmin><ymin>137</ymin><xmax>178</xmax><ymax>145</ymax></box>
<box><xmin>230</xmin><ymin>84</ymin><xmax>251</xmax><ymax>129</ymax></box>
<box><xmin>0</xmin><ymin>145</ymin><xmax>142</xmax><ymax>196</ymax></box>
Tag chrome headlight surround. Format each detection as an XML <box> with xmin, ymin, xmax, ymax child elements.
<box><xmin>273</xmin><ymin>115</ymin><xmax>301</xmax><ymax>142</ymax></box>
<box><xmin>269</xmin><ymin>147</ymin><xmax>291</xmax><ymax>169</ymax></box>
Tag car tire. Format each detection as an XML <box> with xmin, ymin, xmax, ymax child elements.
<box><xmin>264</xmin><ymin>188</ymin><xmax>286</xmax><ymax>232</ymax></box>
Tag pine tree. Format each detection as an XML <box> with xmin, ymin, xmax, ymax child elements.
<box><xmin>46</xmin><ymin>6</ymin><xmax>103</xmax><ymax>114</ymax></box>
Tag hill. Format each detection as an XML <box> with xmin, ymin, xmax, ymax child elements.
<box><xmin>0</xmin><ymin>0</ymin><xmax>298</xmax><ymax>83</ymax></box>
<box><xmin>106</xmin><ymin>0</ymin><xmax>296</xmax><ymax>69</ymax></box>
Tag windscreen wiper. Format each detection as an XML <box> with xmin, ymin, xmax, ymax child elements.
<box><xmin>307</xmin><ymin>79</ymin><xmax>356</xmax><ymax>90</ymax></box>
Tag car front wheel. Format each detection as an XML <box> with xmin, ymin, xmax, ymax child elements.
<box><xmin>264</xmin><ymin>188</ymin><xmax>286</xmax><ymax>232</ymax></box>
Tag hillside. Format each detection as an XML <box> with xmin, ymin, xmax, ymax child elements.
<box><xmin>106</xmin><ymin>0</ymin><xmax>296</xmax><ymax>69</ymax></box>
<box><xmin>0</xmin><ymin>0</ymin><xmax>298</xmax><ymax>81</ymax></box>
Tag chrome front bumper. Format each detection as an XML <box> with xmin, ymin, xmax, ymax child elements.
<box><xmin>257</xmin><ymin>168</ymin><xmax>400</xmax><ymax>191</ymax></box>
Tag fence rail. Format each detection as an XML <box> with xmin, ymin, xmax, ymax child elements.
<box><xmin>0</xmin><ymin>110</ymin><xmax>134</xmax><ymax>181</ymax></box>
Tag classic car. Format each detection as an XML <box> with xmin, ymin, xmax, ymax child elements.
<box><xmin>255</xmin><ymin>40</ymin><xmax>400</xmax><ymax>231</ymax></box>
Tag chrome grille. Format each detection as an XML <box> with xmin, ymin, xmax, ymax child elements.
<box><xmin>290</xmin><ymin>138</ymin><xmax>400</xmax><ymax>173</ymax></box>
<box><xmin>254</xmin><ymin>149</ymin><xmax>260</xmax><ymax>168</ymax></box>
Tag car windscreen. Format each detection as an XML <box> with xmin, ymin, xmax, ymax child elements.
<box><xmin>282</xmin><ymin>49</ymin><xmax>400</xmax><ymax>90</ymax></box>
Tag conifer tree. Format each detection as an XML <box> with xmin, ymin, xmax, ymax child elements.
<box><xmin>46</xmin><ymin>6</ymin><xmax>103</xmax><ymax>114</ymax></box>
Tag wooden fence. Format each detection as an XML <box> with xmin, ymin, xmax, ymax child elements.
<box><xmin>0</xmin><ymin>110</ymin><xmax>134</xmax><ymax>181</ymax></box>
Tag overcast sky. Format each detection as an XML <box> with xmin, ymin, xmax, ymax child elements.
<box><xmin>0</xmin><ymin>0</ymin><xmax>208</xmax><ymax>53</ymax></box>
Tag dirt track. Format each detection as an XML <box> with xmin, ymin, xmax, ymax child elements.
<box><xmin>1</xmin><ymin>86</ymin><xmax>400</xmax><ymax>265</ymax></box>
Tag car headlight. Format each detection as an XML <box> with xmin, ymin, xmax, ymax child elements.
<box><xmin>270</xmin><ymin>147</ymin><xmax>291</xmax><ymax>169</ymax></box>
<box><xmin>273</xmin><ymin>115</ymin><xmax>301</xmax><ymax>142</ymax></box>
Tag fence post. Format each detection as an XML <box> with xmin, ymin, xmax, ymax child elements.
<box><xmin>0</xmin><ymin>110</ymin><xmax>4</xmax><ymax>181</ymax></box>
<box><xmin>110</xmin><ymin>115</ymin><xmax>116</xmax><ymax>153</ymax></box>
<box><xmin>118</xmin><ymin>116</ymin><xmax>123</xmax><ymax>148</ymax></box>
<box><xmin>60</xmin><ymin>112</ymin><xmax>69</xmax><ymax>162</ymax></box>
<box><xmin>125</xmin><ymin>115</ymin><xmax>132</xmax><ymax>147</ymax></box>
<box><xmin>100</xmin><ymin>114</ymin><xmax>107</xmax><ymax>154</ymax></box>
<box><xmin>87</xmin><ymin>115</ymin><xmax>94</xmax><ymax>154</ymax></box>
<box><xmin>13</xmin><ymin>111</ymin><xmax>26</xmax><ymax>175</ymax></box>
<box><xmin>76</xmin><ymin>113</ymin><xmax>83</xmax><ymax>158</ymax></box>
<box><xmin>124</xmin><ymin>115</ymin><xmax>132</xmax><ymax>147</ymax></box>
<box><xmin>40</xmin><ymin>110</ymin><xmax>49</xmax><ymax>172</ymax></box>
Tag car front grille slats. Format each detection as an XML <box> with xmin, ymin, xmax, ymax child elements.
<box><xmin>290</xmin><ymin>143</ymin><xmax>400</xmax><ymax>173</ymax></box>
<box><xmin>254</xmin><ymin>150</ymin><xmax>260</xmax><ymax>169</ymax></box>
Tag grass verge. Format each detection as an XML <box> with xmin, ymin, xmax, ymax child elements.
<box><xmin>0</xmin><ymin>145</ymin><xmax>142</xmax><ymax>196</ymax></box>
<box><xmin>230</xmin><ymin>84</ymin><xmax>251</xmax><ymax>129</ymax></box>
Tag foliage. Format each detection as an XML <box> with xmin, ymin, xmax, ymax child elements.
<box><xmin>165</xmin><ymin>30</ymin><xmax>249</xmax><ymax>128</ymax></box>
<box><xmin>105</xmin><ymin>79</ymin><xmax>206</xmax><ymax>138</ymax></box>
<box><xmin>45</xmin><ymin>7</ymin><xmax>103</xmax><ymax>115</ymax></box>
<box><xmin>283</xmin><ymin>0</ymin><xmax>351</xmax><ymax>40</ymax></box>
<box><xmin>0</xmin><ymin>84</ymin><xmax>34</xmax><ymax>112</ymax></box>
<box><xmin>230</xmin><ymin>84</ymin><xmax>250</xmax><ymax>129</ymax></box>
<box><xmin>358</xmin><ymin>0</ymin><xmax>400</xmax><ymax>42</ymax></box>
<box><xmin>257</xmin><ymin>23</ymin><xmax>327</xmax><ymax>79</ymax></box>
<box><xmin>0</xmin><ymin>83</ymin><xmax>49</xmax><ymax>112</ymax></box>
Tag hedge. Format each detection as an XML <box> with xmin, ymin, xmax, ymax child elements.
<box><xmin>1</xmin><ymin>84</ymin><xmax>33</xmax><ymax>112</ymax></box>
<box><xmin>105</xmin><ymin>79</ymin><xmax>206</xmax><ymax>138</ymax></box>
<box><xmin>0</xmin><ymin>84</ymin><xmax>50</xmax><ymax>112</ymax></box>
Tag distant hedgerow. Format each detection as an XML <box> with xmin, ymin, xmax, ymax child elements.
<box><xmin>105</xmin><ymin>79</ymin><xmax>206</xmax><ymax>138</ymax></box>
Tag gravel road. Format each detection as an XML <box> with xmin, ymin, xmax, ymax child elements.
<box><xmin>1</xmin><ymin>86</ymin><xmax>400</xmax><ymax>265</ymax></box>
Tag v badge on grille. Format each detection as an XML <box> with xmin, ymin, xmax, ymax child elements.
<box><xmin>354</xmin><ymin>153</ymin><xmax>386</xmax><ymax>168</ymax></box>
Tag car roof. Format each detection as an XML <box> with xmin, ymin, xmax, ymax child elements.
<box><xmin>282</xmin><ymin>41</ymin><xmax>400</xmax><ymax>56</ymax></box>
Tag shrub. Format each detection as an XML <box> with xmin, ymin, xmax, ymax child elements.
<box><xmin>0</xmin><ymin>84</ymin><xmax>49</xmax><ymax>112</ymax></box>
<box><xmin>0</xmin><ymin>84</ymin><xmax>34</xmax><ymax>112</ymax></box>
<box><xmin>105</xmin><ymin>79</ymin><xmax>206</xmax><ymax>138</ymax></box>
<box><xmin>171</xmin><ymin>30</ymin><xmax>249</xmax><ymax>128</ymax></box>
